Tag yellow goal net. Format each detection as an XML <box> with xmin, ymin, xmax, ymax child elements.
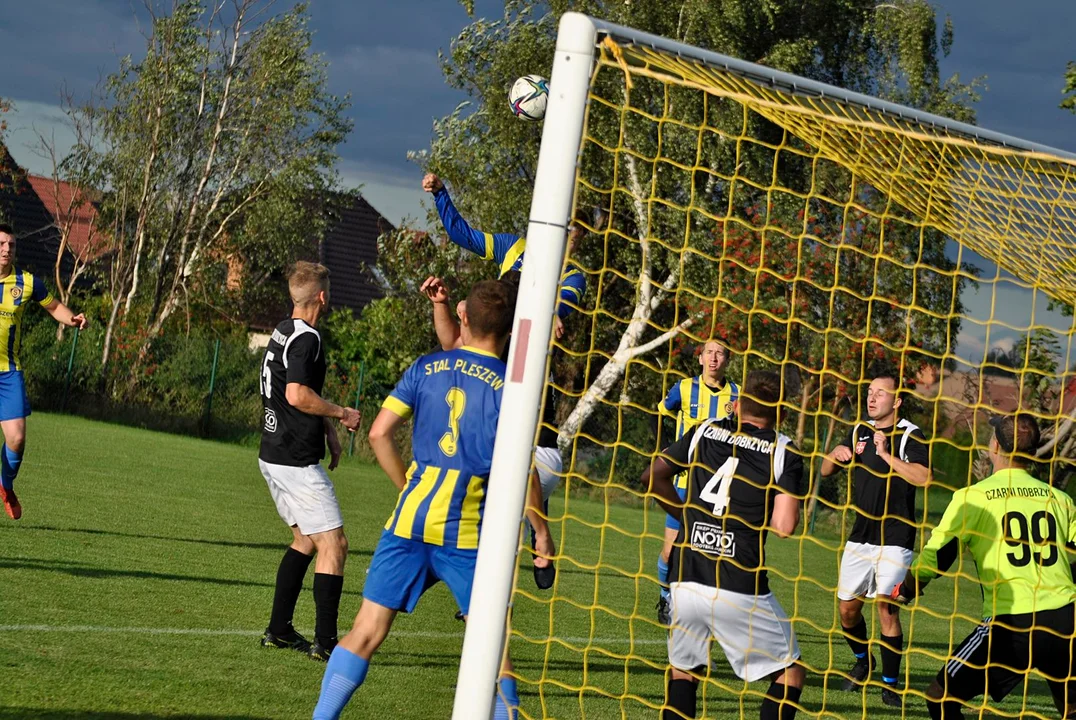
<box><xmin>453</xmin><ymin>13</ymin><xmax>1076</xmax><ymax>720</ymax></box>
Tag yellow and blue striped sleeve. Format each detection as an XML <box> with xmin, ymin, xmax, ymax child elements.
<box><xmin>659</xmin><ymin>381</ymin><xmax>682</xmax><ymax>417</ymax></box>
<box><xmin>383</xmin><ymin>358</ymin><xmax>423</xmax><ymax>419</ymax></box>
<box><xmin>556</xmin><ymin>265</ymin><xmax>586</xmax><ymax>319</ymax></box>
<box><xmin>434</xmin><ymin>188</ymin><xmax>495</xmax><ymax>260</ymax></box>
<box><xmin>30</xmin><ymin>274</ymin><xmax>54</xmax><ymax>306</ymax></box>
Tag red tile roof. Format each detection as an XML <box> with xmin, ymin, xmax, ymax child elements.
<box><xmin>25</xmin><ymin>174</ymin><xmax>107</xmax><ymax>259</ymax></box>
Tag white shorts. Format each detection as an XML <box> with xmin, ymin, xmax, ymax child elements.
<box><xmin>668</xmin><ymin>581</ymin><xmax>800</xmax><ymax>682</ymax></box>
<box><xmin>258</xmin><ymin>459</ymin><xmax>343</xmax><ymax>536</ymax></box>
<box><xmin>837</xmin><ymin>541</ymin><xmax>913</xmax><ymax>601</ymax></box>
<box><xmin>533</xmin><ymin>445</ymin><xmax>563</xmax><ymax>502</ymax></box>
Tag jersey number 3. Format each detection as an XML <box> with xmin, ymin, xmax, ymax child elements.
<box><xmin>438</xmin><ymin>388</ymin><xmax>467</xmax><ymax>457</ymax></box>
<box><xmin>699</xmin><ymin>457</ymin><xmax>740</xmax><ymax>516</ymax></box>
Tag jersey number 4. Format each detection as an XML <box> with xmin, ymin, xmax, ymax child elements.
<box><xmin>699</xmin><ymin>457</ymin><xmax>739</xmax><ymax>516</ymax></box>
<box><xmin>1003</xmin><ymin>510</ymin><xmax>1059</xmax><ymax>567</ymax></box>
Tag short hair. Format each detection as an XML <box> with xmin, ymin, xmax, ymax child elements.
<box><xmin>288</xmin><ymin>261</ymin><xmax>330</xmax><ymax>307</ymax></box>
<box><xmin>700</xmin><ymin>337</ymin><xmax>732</xmax><ymax>358</ymax></box>
<box><xmin>739</xmin><ymin>370</ymin><xmax>780</xmax><ymax>425</ymax></box>
<box><xmin>466</xmin><ymin>279</ymin><xmax>514</xmax><ymax>341</ymax></box>
<box><xmin>870</xmin><ymin>363</ymin><xmax>902</xmax><ymax>391</ymax></box>
<box><xmin>0</xmin><ymin>222</ymin><xmax>14</xmax><ymax>236</ymax></box>
<box><xmin>990</xmin><ymin>413</ymin><xmax>1041</xmax><ymax>457</ymax></box>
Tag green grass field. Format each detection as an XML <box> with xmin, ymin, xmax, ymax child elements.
<box><xmin>0</xmin><ymin>413</ymin><xmax>1062</xmax><ymax>719</ymax></box>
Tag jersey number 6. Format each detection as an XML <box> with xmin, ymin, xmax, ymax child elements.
<box><xmin>699</xmin><ymin>457</ymin><xmax>740</xmax><ymax>516</ymax></box>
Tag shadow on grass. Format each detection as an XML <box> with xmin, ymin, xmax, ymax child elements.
<box><xmin>0</xmin><ymin>712</ymin><xmax>274</xmax><ymax>720</ymax></box>
<box><xmin>15</xmin><ymin>524</ymin><xmax>373</xmax><ymax>559</ymax></box>
<box><xmin>0</xmin><ymin>556</ymin><xmax>367</xmax><ymax>596</ymax></box>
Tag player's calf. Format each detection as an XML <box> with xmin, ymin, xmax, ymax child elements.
<box><xmin>761</xmin><ymin>665</ymin><xmax>804</xmax><ymax>720</ymax></box>
<box><xmin>662</xmin><ymin>669</ymin><xmax>697</xmax><ymax>719</ymax></box>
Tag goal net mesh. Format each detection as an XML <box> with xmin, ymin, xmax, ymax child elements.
<box><xmin>506</xmin><ymin>27</ymin><xmax>1076</xmax><ymax>720</ymax></box>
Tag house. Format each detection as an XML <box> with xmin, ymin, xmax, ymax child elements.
<box><xmin>243</xmin><ymin>192</ymin><xmax>392</xmax><ymax>346</ymax></box>
<box><xmin>25</xmin><ymin>174</ymin><xmax>108</xmax><ymax>262</ymax></box>
<box><xmin>0</xmin><ymin>145</ymin><xmax>77</xmax><ymax>283</ymax></box>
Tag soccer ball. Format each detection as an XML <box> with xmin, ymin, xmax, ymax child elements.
<box><xmin>508</xmin><ymin>75</ymin><xmax>549</xmax><ymax>121</ymax></box>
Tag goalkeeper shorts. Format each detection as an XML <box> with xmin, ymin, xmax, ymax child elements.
<box><xmin>362</xmin><ymin>530</ymin><xmax>478</xmax><ymax>615</ymax></box>
<box><xmin>939</xmin><ymin>603</ymin><xmax>1076</xmax><ymax>703</ymax></box>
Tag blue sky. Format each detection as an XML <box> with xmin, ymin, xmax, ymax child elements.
<box><xmin>2</xmin><ymin>0</ymin><xmax>1074</xmax><ymax>363</ymax></box>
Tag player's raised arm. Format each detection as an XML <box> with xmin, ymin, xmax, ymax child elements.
<box><xmin>424</xmin><ymin>173</ymin><xmax>498</xmax><ymax>259</ymax></box>
<box><xmin>421</xmin><ymin>276</ymin><xmax>463</xmax><ymax>351</ymax></box>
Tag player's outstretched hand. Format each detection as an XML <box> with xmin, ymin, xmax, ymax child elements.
<box><xmin>554</xmin><ymin>316</ymin><xmax>565</xmax><ymax>340</ymax></box>
<box><xmin>341</xmin><ymin>407</ymin><xmax>361</xmax><ymax>432</ymax></box>
<box><xmin>422</xmin><ymin>173</ymin><xmax>443</xmax><ymax>193</ymax></box>
<box><xmin>421</xmin><ymin>276</ymin><xmax>449</xmax><ymax>304</ymax></box>
<box><xmin>70</xmin><ymin>313</ymin><xmax>88</xmax><ymax>330</ymax></box>
<box><xmin>830</xmin><ymin>445</ymin><xmax>853</xmax><ymax>463</ymax></box>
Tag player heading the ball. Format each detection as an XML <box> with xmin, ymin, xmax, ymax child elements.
<box><xmin>643</xmin><ymin>370</ymin><xmax>806</xmax><ymax>720</ymax></box>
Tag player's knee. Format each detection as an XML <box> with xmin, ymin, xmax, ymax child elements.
<box><xmin>5</xmin><ymin>429</ymin><xmax>25</xmax><ymax>453</ymax></box>
<box><xmin>926</xmin><ymin>678</ymin><xmax>945</xmax><ymax>701</ymax></box>
<box><xmin>773</xmin><ymin>663</ymin><xmax>805</xmax><ymax>689</ymax></box>
<box><xmin>838</xmin><ymin>603</ymin><xmax>861</xmax><ymax>627</ymax></box>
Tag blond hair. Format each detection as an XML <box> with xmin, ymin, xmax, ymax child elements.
<box><xmin>288</xmin><ymin>261</ymin><xmax>330</xmax><ymax>307</ymax></box>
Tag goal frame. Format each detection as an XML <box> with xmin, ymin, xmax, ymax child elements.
<box><xmin>451</xmin><ymin>11</ymin><xmax>1076</xmax><ymax>719</ymax></box>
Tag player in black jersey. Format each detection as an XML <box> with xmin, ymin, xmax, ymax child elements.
<box><xmin>642</xmin><ymin>370</ymin><xmax>806</xmax><ymax>720</ymax></box>
<box><xmin>821</xmin><ymin>366</ymin><xmax>931</xmax><ymax>706</ymax></box>
<box><xmin>421</xmin><ymin>272</ymin><xmax>558</xmax><ymax>590</ymax></box>
<box><xmin>258</xmin><ymin>262</ymin><xmax>361</xmax><ymax>661</ymax></box>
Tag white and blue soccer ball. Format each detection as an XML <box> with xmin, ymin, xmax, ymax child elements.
<box><xmin>508</xmin><ymin>74</ymin><xmax>549</xmax><ymax>121</ymax></box>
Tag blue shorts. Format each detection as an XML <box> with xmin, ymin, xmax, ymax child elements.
<box><xmin>0</xmin><ymin>371</ymin><xmax>31</xmax><ymax>422</ymax></box>
<box><xmin>362</xmin><ymin>530</ymin><xmax>478</xmax><ymax>614</ymax></box>
<box><xmin>665</xmin><ymin>481</ymin><xmax>689</xmax><ymax>531</ymax></box>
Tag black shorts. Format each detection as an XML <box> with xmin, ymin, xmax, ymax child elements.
<box><xmin>938</xmin><ymin>603</ymin><xmax>1076</xmax><ymax>704</ymax></box>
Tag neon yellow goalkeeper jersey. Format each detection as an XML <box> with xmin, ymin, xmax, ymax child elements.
<box><xmin>911</xmin><ymin>468</ymin><xmax>1076</xmax><ymax>617</ymax></box>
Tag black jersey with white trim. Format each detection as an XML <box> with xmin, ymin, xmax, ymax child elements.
<box><xmin>844</xmin><ymin>418</ymin><xmax>929</xmax><ymax>549</ymax></box>
<box><xmin>665</xmin><ymin>417</ymin><xmax>804</xmax><ymax>595</ymax></box>
<box><xmin>259</xmin><ymin>318</ymin><xmax>327</xmax><ymax>467</ymax></box>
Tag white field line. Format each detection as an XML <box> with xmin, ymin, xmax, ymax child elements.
<box><xmin>0</xmin><ymin>623</ymin><xmax>668</xmax><ymax>646</ymax></box>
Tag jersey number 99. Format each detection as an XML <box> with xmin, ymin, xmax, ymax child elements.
<box><xmin>1003</xmin><ymin>510</ymin><xmax>1059</xmax><ymax>567</ymax></box>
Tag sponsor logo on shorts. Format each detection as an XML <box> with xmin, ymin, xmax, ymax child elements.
<box><xmin>9</xmin><ymin>286</ymin><xmax>21</xmax><ymax>300</ymax></box>
<box><xmin>690</xmin><ymin>520</ymin><xmax>735</xmax><ymax>557</ymax></box>
<box><xmin>264</xmin><ymin>408</ymin><xmax>277</xmax><ymax>433</ymax></box>
<box><xmin>855</xmin><ymin>440</ymin><xmax>867</xmax><ymax>454</ymax></box>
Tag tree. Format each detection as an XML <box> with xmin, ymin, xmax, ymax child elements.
<box><xmin>1062</xmin><ymin>61</ymin><xmax>1076</xmax><ymax>113</ymax></box>
<box><xmin>88</xmin><ymin>0</ymin><xmax>351</xmax><ymax>377</ymax></box>
<box><xmin>420</xmin><ymin>0</ymin><xmax>980</xmax><ymax>456</ymax></box>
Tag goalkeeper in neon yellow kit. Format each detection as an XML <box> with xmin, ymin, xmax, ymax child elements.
<box><xmin>891</xmin><ymin>414</ymin><xmax>1076</xmax><ymax>719</ymax></box>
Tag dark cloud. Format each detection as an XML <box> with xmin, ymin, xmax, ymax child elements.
<box><xmin>938</xmin><ymin>0</ymin><xmax>1076</xmax><ymax>153</ymax></box>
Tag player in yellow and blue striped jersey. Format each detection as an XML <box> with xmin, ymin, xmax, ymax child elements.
<box><xmin>423</xmin><ymin>173</ymin><xmax>586</xmax><ymax>338</ymax></box>
<box><xmin>313</xmin><ymin>279</ymin><xmax>548</xmax><ymax>720</ymax></box>
<box><xmin>654</xmin><ymin>339</ymin><xmax>739</xmax><ymax>623</ymax></box>
<box><xmin>0</xmin><ymin>224</ymin><xmax>88</xmax><ymax>521</ymax></box>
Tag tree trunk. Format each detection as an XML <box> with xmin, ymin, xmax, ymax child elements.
<box><xmin>101</xmin><ymin>296</ymin><xmax>122</xmax><ymax>370</ymax></box>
